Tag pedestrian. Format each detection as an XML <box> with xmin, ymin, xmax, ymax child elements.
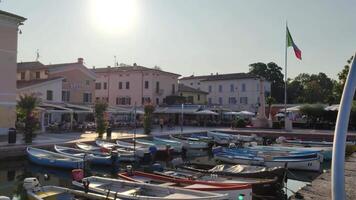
<box><xmin>159</xmin><ymin>118</ymin><xmax>164</xmax><ymax>131</ymax></box>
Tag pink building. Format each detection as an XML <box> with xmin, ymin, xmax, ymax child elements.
<box><xmin>94</xmin><ymin>64</ymin><xmax>180</xmax><ymax>107</ymax></box>
<box><xmin>0</xmin><ymin>10</ymin><xmax>26</xmax><ymax>135</ymax></box>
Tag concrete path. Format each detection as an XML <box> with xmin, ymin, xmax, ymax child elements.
<box><xmin>290</xmin><ymin>153</ymin><xmax>356</xmax><ymax>200</ymax></box>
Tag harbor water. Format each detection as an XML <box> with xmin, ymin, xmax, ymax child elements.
<box><xmin>0</xmin><ymin>148</ymin><xmax>330</xmax><ymax>199</ymax></box>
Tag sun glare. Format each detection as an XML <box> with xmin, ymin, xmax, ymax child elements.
<box><xmin>90</xmin><ymin>0</ymin><xmax>138</xmax><ymax>34</ymax></box>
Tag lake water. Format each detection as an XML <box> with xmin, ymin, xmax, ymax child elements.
<box><xmin>0</xmin><ymin>150</ymin><xmax>330</xmax><ymax>199</ymax></box>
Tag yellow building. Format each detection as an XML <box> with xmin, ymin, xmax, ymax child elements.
<box><xmin>178</xmin><ymin>84</ymin><xmax>208</xmax><ymax>105</ymax></box>
<box><xmin>0</xmin><ymin>10</ymin><xmax>25</xmax><ymax>135</ymax></box>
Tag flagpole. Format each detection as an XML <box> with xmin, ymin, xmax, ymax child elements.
<box><xmin>284</xmin><ymin>23</ymin><xmax>288</xmax><ymax>129</ymax></box>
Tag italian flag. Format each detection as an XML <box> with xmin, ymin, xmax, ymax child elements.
<box><xmin>287</xmin><ymin>26</ymin><xmax>302</xmax><ymax>60</ymax></box>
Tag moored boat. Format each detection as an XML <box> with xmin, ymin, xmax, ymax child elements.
<box><xmin>214</xmin><ymin>151</ymin><xmax>321</xmax><ymax>171</ymax></box>
<box><xmin>54</xmin><ymin>145</ymin><xmax>119</xmax><ymax>165</ymax></box>
<box><xmin>169</xmin><ymin>135</ymin><xmax>209</xmax><ymax>149</ymax></box>
<box><xmin>26</xmin><ymin>147</ymin><xmax>83</xmax><ymax>169</ymax></box>
<box><xmin>98</xmin><ymin>140</ymin><xmax>147</xmax><ymax>158</ymax></box>
<box><xmin>72</xmin><ymin>176</ymin><xmax>228</xmax><ymax>200</ymax></box>
<box><xmin>77</xmin><ymin>142</ymin><xmax>136</xmax><ymax>161</ymax></box>
<box><xmin>118</xmin><ymin>170</ymin><xmax>252</xmax><ymax>200</ymax></box>
<box><xmin>24</xmin><ymin>177</ymin><xmax>112</xmax><ymax>200</ymax></box>
<box><xmin>153</xmin><ymin>169</ymin><xmax>283</xmax><ymax>197</ymax></box>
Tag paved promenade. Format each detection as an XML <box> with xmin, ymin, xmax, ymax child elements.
<box><xmin>290</xmin><ymin>152</ymin><xmax>356</xmax><ymax>200</ymax></box>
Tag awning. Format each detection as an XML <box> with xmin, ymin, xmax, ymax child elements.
<box><xmin>236</xmin><ymin>111</ymin><xmax>255</xmax><ymax>116</ymax></box>
<box><xmin>195</xmin><ymin>110</ymin><xmax>218</xmax><ymax>115</ymax></box>
<box><xmin>223</xmin><ymin>111</ymin><xmax>240</xmax><ymax>115</ymax></box>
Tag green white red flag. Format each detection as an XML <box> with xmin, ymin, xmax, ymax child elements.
<box><xmin>286</xmin><ymin>26</ymin><xmax>302</xmax><ymax>60</ymax></box>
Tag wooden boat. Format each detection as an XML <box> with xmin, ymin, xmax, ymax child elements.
<box><xmin>26</xmin><ymin>147</ymin><xmax>83</xmax><ymax>169</ymax></box>
<box><xmin>98</xmin><ymin>140</ymin><xmax>147</xmax><ymax>158</ymax></box>
<box><xmin>273</xmin><ymin>144</ymin><xmax>333</xmax><ymax>160</ymax></box>
<box><xmin>179</xmin><ymin>163</ymin><xmax>286</xmax><ymax>180</ymax></box>
<box><xmin>154</xmin><ymin>169</ymin><xmax>283</xmax><ymax>197</ymax></box>
<box><xmin>72</xmin><ymin>176</ymin><xmax>228</xmax><ymax>200</ymax></box>
<box><xmin>24</xmin><ymin>177</ymin><xmax>112</xmax><ymax>200</ymax></box>
<box><xmin>149</xmin><ymin>137</ymin><xmax>184</xmax><ymax>153</ymax></box>
<box><xmin>76</xmin><ymin>142</ymin><xmax>136</xmax><ymax>161</ymax></box>
<box><xmin>278</xmin><ymin>137</ymin><xmax>353</xmax><ymax>147</ymax></box>
<box><xmin>169</xmin><ymin>135</ymin><xmax>209</xmax><ymax>149</ymax></box>
<box><xmin>207</xmin><ymin>131</ymin><xmax>235</xmax><ymax>144</ymax></box>
<box><xmin>54</xmin><ymin>145</ymin><xmax>119</xmax><ymax>165</ymax></box>
<box><xmin>135</xmin><ymin>139</ymin><xmax>177</xmax><ymax>153</ymax></box>
<box><xmin>118</xmin><ymin>171</ymin><xmax>253</xmax><ymax>200</ymax></box>
<box><xmin>214</xmin><ymin>151</ymin><xmax>321</xmax><ymax>171</ymax></box>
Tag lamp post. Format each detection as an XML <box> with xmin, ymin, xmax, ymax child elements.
<box><xmin>181</xmin><ymin>104</ymin><xmax>184</xmax><ymax>134</ymax></box>
<box><xmin>133</xmin><ymin>102</ymin><xmax>137</xmax><ymax>160</ymax></box>
<box><xmin>332</xmin><ymin>53</ymin><xmax>356</xmax><ymax>200</ymax></box>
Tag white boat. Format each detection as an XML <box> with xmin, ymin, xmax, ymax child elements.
<box><xmin>169</xmin><ymin>135</ymin><xmax>208</xmax><ymax>149</ymax></box>
<box><xmin>115</xmin><ymin>140</ymin><xmax>149</xmax><ymax>157</ymax></box>
<box><xmin>207</xmin><ymin>131</ymin><xmax>236</xmax><ymax>144</ymax></box>
<box><xmin>72</xmin><ymin>176</ymin><xmax>227</xmax><ymax>200</ymax></box>
<box><xmin>24</xmin><ymin>177</ymin><xmax>112</xmax><ymax>200</ymax></box>
<box><xmin>214</xmin><ymin>152</ymin><xmax>321</xmax><ymax>171</ymax></box>
<box><xmin>76</xmin><ymin>142</ymin><xmax>136</xmax><ymax>161</ymax></box>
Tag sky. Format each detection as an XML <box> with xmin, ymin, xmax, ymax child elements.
<box><xmin>2</xmin><ymin>0</ymin><xmax>356</xmax><ymax>79</ymax></box>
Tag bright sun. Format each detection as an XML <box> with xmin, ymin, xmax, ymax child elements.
<box><xmin>90</xmin><ymin>0</ymin><xmax>138</xmax><ymax>34</ymax></box>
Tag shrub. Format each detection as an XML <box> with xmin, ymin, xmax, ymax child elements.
<box><xmin>143</xmin><ymin>104</ymin><xmax>155</xmax><ymax>134</ymax></box>
<box><xmin>233</xmin><ymin>118</ymin><xmax>246</xmax><ymax>128</ymax></box>
<box><xmin>94</xmin><ymin>101</ymin><xmax>108</xmax><ymax>138</ymax></box>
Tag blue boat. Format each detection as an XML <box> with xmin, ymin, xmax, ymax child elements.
<box><xmin>213</xmin><ymin>147</ymin><xmax>320</xmax><ymax>160</ymax></box>
<box><xmin>26</xmin><ymin>147</ymin><xmax>83</xmax><ymax>169</ymax></box>
<box><xmin>54</xmin><ymin>145</ymin><xmax>119</xmax><ymax>165</ymax></box>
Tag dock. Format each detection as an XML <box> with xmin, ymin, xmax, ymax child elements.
<box><xmin>290</xmin><ymin>152</ymin><xmax>356</xmax><ymax>200</ymax></box>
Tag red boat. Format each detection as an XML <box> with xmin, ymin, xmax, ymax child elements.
<box><xmin>118</xmin><ymin>171</ymin><xmax>253</xmax><ymax>200</ymax></box>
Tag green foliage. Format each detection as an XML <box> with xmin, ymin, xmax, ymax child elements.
<box><xmin>299</xmin><ymin>104</ymin><xmax>326</xmax><ymax>127</ymax></box>
<box><xmin>143</xmin><ymin>104</ymin><xmax>155</xmax><ymax>134</ymax></box>
<box><xmin>249</xmin><ymin>62</ymin><xmax>284</xmax><ymax>103</ymax></box>
<box><xmin>232</xmin><ymin>118</ymin><xmax>246</xmax><ymax>128</ymax></box>
<box><xmin>94</xmin><ymin>101</ymin><xmax>108</xmax><ymax>138</ymax></box>
<box><xmin>266</xmin><ymin>96</ymin><xmax>276</xmax><ymax>117</ymax></box>
<box><xmin>16</xmin><ymin>94</ymin><xmax>40</xmax><ymax>144</ymax></box>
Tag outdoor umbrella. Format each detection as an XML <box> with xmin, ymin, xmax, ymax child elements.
<box><xmin>195</xmin><ymin>110</ymin><xmax>219</xmax><ymax>115</ymax></box>
<box><xmin>223</xmin><ymin>111</ymin><xmax>240</xmax><ymax>115</ymax></box>
<box><xmin>236</xmin><ymin>111</ymin><xmax>255</xmax><ymax>116</ymax></box>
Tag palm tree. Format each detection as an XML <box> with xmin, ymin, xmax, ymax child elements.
<box><xmin>266</xmin><ymin>96</ymin><xmax>276</xmax><ymax>118</ymax></box>
<box><xmin>17</xmin><ymin>94</ymin><xmax>40</xmax><ymax>144</ymax></box>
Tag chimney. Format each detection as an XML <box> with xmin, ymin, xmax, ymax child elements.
<box><xmin>133</xmin><ymin>63</ymin><xmax>137</xmax><ymax>67</ymax></box>
<box><xmin>216</xmin><ymin>72</ymin><xmax>218</xmax><ymax>75</ymax></box>
<box><xmin>107</xmin><ymin>65</ymin><xmax>111</xmax><ymax>68</ymax></box>
<box><xmin>92</xmin><ymin>66</ymin><xmax>95</xmax><ymax>69</ymax></box>
<box><xmin>78</xmin><ymin>58</ymin><xmax>84</xmax><ymax>64</ymax></box>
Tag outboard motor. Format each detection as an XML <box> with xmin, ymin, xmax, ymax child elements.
<box><xmin>126</xmin><ymin>165</ymin><xmax>133</xmax><ymax>176</ymax></box>
<box><xmin>171</xmin><ymin>157</ymin><xmax>184</xmax><ymax>168</ymax></box>
<box><xmin>23</xmin><ymin>177</ymin><xmax>41</xmax><ymax>193</ymax></box>
<box><xmin>228</xmin><ymin>143</ymin><xmax>236</xmax><ymax>148</ymax></box>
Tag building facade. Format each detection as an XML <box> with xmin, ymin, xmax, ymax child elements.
<box><xmin>179</xmin><ymin>73</ymin><xmax>271</xmax><ymax>112</ymax></box>
<box><xmin>94</xmin><ymin>64</ymin><xmax>180</xmax><ymax>107</ymax></box>
<box><xmin>178</xmin><ymin>84</ymin><xmax>208</xmax><ymax>105</ymax></box>
<box><xmin>0</xmin><ymin>10</ymin><xmax>26</xmax><ymax>135</ymax></box>
<box><xmin>17</xmin><ymin>58</ymin><xmax>96</xmax><ymax>105</ymax></box>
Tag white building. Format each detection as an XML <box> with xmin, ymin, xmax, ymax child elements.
<box><xmin>179</xmin><ymin>73</ymin><xmax>271</xmax><ymax>112</ymax></box>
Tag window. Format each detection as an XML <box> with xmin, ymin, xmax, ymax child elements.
<box><xmin>117</xmin><ymin>97</ymin><xmax>131</xmax><ymax>105</ymax></box>
<box><xmin>197</xmin><ymin>82</ymin><xmax>200</xmax><ymax>85</ymax></box>
<box><xmin>240</xmin><ymin>97</ymin><xmax>248</xmax><ymax>104</ymax></box>
<box><xmin>172</xmin><ymin>84</ymin><xmax>175</xmax><ymax>94</ymax></box>
<box><xmin>197</xmin><ymin>94</ymin><xmax>201</xmax><ymax>101</ymax></box>
<box><xmin>242</xmin><ymin>83</ymin><xmax>246</xmax><ymax>92</ymax></box>
<box><xmin>208</xmin><ymin>85</ymin><xmax>212</xmax><ymax>92</ymax></box>
<box><xmin>230</xmin><ymin>84</ymin><xmax>234</xmax><ymax>92</ymax></box>
<box><xmin>46</xmin><ymin>90</ymin><xmax>53</xmax><ymax>101</ymax></box>
<box><xmin>219</xmin><ymin>97</ymin><xmax>223</xmax><ymax>105</ymax></box>
<box><xmin>62</xmin><ymin>91</ymin><xmax>70</xmax><ymax>102</ymax></box>
<box><xmin>219</xmin><ymin>85</ymin><xmax>223</xmax><ymax>92</ymax></box>
<box><xmin>156</xmin><ymin>82</ymin><xmax>160</xmax><ymax>93</ymax></box>
<box><xmin>83</xmin><ymin>93</ymin><xmax>92</xmax><ymax>103</ymax></box>
<box><xmin>126</xmin><ymin>82</ymin><xmax>130</xmax><ymax>89</ymax></box>
<box><xmin>86</xmin><ymin>80</ymin><xmax>90</xmax><ymax>85</ymax></box>
<box><xmin>228</xmin><ymin>97</ymin><xmax>237</xmax><ymax>104</ymax></box>
<box><xmin>208</xmin><ymin>98</ymin><xmax>212</xmax><ymax>104</ymax></box>
<box><xmin>144</xmin><ymin>81</ymin><xmax>149</xmax><ymax>89</ymax></box>
<box><xmin>20</xmin><ymin>72</ymin><xmax>25</xmax><ymax>80</ymax></box>
<box><xmin>118</xmin><ymin>82</ymin><xmax>122</xmax><ymax>89</ymax></box>
<box><xmin>190</xmin><ymin>82</ymin><xmax>193</xmax><ymax>86</ymax></box>
<box><xmin>142</xmin><ymin>97</ymin><xmax>151</xmax><ymax>104</ymax></box>
<box><xmin>36</xmin><ymin>71</ymin><xmax>40</xmax><ymax>79</ymax></box>
<box><xmin>156</xmin><ymin>98</ymin><xmax>159</xmax><ymax>105</ymax></box>
<box><xmin>95</xmin><ymin>82</ymin><xmax>101</xmax><ymax>90</ymax></box>
<box><xmin>103</xmin><ymin>82</ymin><xmax>107</xmax><ymax>90</ymax></box>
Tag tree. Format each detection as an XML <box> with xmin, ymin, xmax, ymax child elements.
<box><xmin>249</xmin><ymin>62</ymin><xmax>285</xmax><ymax>103</ymax></box>
<box><xmin>143</xmin><ymin>104</ymin><xmax>155</xmax><ymax>134</ymax></box>
<box><xmin>287</xmin><ymin>79</ymin><xmax>304</xmax><ymax>103</ymax></box>
<box><xmin>94</xmin><ymin>101</ymin><xmax>108</xmax><ymax>138</ymax></box>
<box><xmin>16</xmin><ymin>94</ymin><xmax>40</xmax><ymax>144</ymax></box>
<box><xmin>265</xmin><ymin>96</ymin><xmax>276</xmax><ymax>117</ymax></box>
<box><xmin>335</xmin><ymin>56</ymin><xmax>355</xmax><ymax>101</ymax></box>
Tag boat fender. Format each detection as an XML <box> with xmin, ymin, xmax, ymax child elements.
<box><xmin>152</xmin><ymin>163</ymin><xmax>163</xmax><ymax>172</ymax></box>
<box><xmin>126</xmin><ymin>165</ymin><xmax>133</xmax><ymax>175</ymax></box>
<box><xmin>72</xmin><ymin>169</ymin><xmax>84</xmax><ymax>181</ymax></box>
